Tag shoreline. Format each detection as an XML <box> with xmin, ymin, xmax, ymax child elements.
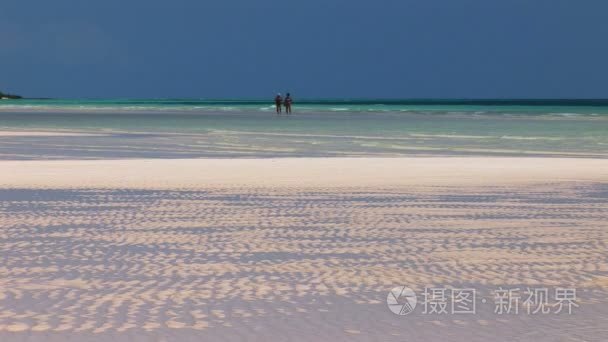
<box><xmin>1</xmin><ymin>157</ymin><xmax>607</xmax><ymax>189</ymax></box>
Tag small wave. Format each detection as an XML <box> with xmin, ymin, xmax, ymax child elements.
<box><xmin>545</xmin><ymin>112</ymin><xmax>607</xmax><ymax>118</ymax></box>
<box><xmin>208</xmin><ymin>129</ymin><xmax>419</xmax><ymax>141</ymax></box>
<box><xmin>2</xmin><ymin>101</ymin><xmax>607</xmax><ymax>117</ymax></box>
<box><xmin>500</xmin><ymin>135</ymin><xmax>564</xmax><ymax>141</ymax></box>
<box><xmin>410</xmin><ymin>133</ymin><xmax>492</xmax><ymax>139</ymax></box>
<box><xmin>550</xmin><ymin>112</ymin><xmax>581</xmax><ymax>116</ymax></box>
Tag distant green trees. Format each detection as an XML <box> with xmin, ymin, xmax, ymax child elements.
<box><xmin>0</xmin><ymin>91</ymin><xmax>22</xmax><ymax>99</ymax></box>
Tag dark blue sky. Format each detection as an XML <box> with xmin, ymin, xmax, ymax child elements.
<box><xmin>1</xmin><ymin>0</ymin><xmax>607</xmax><ymax>99</ymax></box>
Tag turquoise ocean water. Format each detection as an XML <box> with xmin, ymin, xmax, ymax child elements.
<box><xmin>0</xmin><ymin>99</ymin><xmax>607</xmax><ymax>159</ymax></box>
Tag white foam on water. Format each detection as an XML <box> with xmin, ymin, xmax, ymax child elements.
<box><xmin>208</xmin><ymin>129</ymin><xmax>419</xmax><ymax>141</ymax></box>
<box><xmin>409</xmin><ymin>133</ymin><xmax>491</xmax><ymax>139</ymax></box>
<box><xmin>500</xmin><ymin>135</ymin><xmax>565</xmax><ymax>141</ymax></box>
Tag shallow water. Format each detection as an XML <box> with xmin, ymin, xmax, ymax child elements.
<box><xmin>1</xmin><ymin>99</ymin><xmax>607</xmax><ymax>158</ymax></box>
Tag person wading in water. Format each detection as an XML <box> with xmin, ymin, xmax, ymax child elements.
<box><xmin>274</xmin><ymin>93</ymin><xmax>283</xmax><ymax>114</ymax></box>
<box><xmin>284</xmin><ymin>93</ymin><xmax>293</xmax><ymax>114</ymax></box>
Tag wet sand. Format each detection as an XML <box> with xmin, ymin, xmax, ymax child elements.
<box><xmin>0</xmin><ymin>158</ymin><xmax>607</xmax><ymax>341</ymax></box>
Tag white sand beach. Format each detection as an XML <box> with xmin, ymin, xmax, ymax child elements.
<box><xmin>1</xmin><ymin>157</ymin><xmax>607</xmax><ymax>189</ymax></box>
<box><xmin>1</xmin><ymin>157</ymin><xmax>607</xmax><ymax>341</ymax></box>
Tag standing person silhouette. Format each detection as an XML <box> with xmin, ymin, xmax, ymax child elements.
<box><xmin>274</xmin><ymin>93</ymin><xmax>283</xmax><ymax>114</ymax></box>
<box><xmin>284</xmin><ymin>93</ymin><xmax>293</xmax><ymax>114</ymax></box>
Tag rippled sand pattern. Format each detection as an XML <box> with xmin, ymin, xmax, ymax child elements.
<box><xmin>1</xmin><ymin>183</ymin><xmax>607</xmax><ymax>341</ymax></box>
